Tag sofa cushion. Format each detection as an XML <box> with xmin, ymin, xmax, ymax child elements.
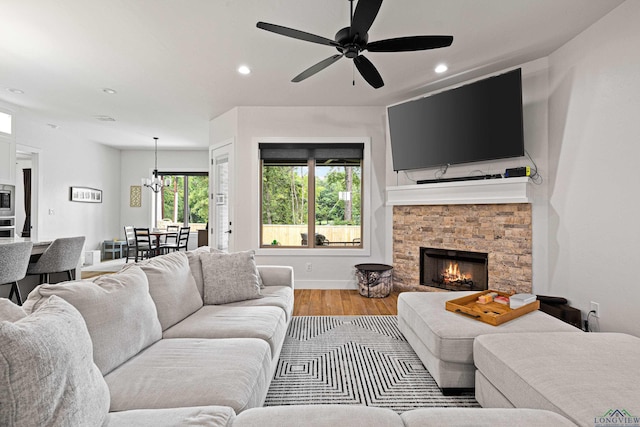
<box><xmin>201</xmin><ymin>250</ymin><xmax>263</xmax><ymax>305</ymax></box>
<box><xmin>397</xmin><ymin>291</ymin><xmax>580</xmax><ymax>364</ymax></box>
<box><xmin>401</xmin><ymin>408</ymin><xmax>576</xmax><ymax>427</ymax></box>
<box><xmin>474</xmin><ymin>332</ymin><xmax>640</xmax><ymax>426</ymax></box>
<box><xmin>105</xmin><ymin>338</ymin><xmax>272</xmax><ymax>413</ymax></box>
<box><xmin>23</xmin><ymin>266</ymin><xmax>162</xmax><ymax>375</ymax></box>
<box><xmin>232</xmin><ymin>405</ymin><xmax>404</xmax><ymax>427</ymax></box>
<box><xmin>0</xmin><ymin>296</ymin><xmax>110</xmax><ymax>426</ymax></box>
<box><xmin>162</xmin><ymin>305</ymin><xmax>287</xmax><ymax>358</ymax></box>
<box><xmin>128</xmin><ymin>251</ymin><xmax>203</xmax><ymax>330</ymax></box>
<box><xmin>104</xmin><ymin>405</ymin><xmax>236</xmax><ymax>427</ymax></box>
<box><xmin>223</xmin><ymin>286</ymin><xmax>294</xmax><ymax>320</ymax></box>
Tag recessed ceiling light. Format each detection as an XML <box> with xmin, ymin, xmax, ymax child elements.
<box><xmin>102</xmin><ymin>88</ymin><xmax>117</xmax><ymax>94</ymax></box>
<box><xmin>237</xmin><ymin>65</ymin><xmax>251</xmax><ymax>75</ymax></box>
<box><xmin>7</xmin><ymin>88</ymin><xmax>24</xmax><ymax>94</ymax></box>
<box><xmin>435</xmin><ymin>64</ymin><xmax>448</xmax><ymax>74</ymax></box>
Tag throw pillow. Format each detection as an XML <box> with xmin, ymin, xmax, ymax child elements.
<box><xmin>186</xmin><ymin>246</ymin><xmax>221</xmax><ymax>298</ymax></box>
<box><xmin>0</xmin><ymin>296</ymin><xmax>110</xmax><ymax>426</ymax></box>
<box><xmin>125</xmin><ymin>251</ymin><xmax>203</xmax><ymax>330</ymax></box>
<box><xmin>0</xmin><ymin>298</ymin><xmax>26</xmax><ymax>322</ymax></box>
<box><xmin>22</xmin><ymin>266</ymin><xmax>162</xmax><ymax>375</ymax></box>
<box><xmin>200</xmin><ymin>250</ymin><xmax>263</xmax><ymax>305</ymax></box>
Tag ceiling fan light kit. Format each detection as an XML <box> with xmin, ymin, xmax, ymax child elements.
<box><xmin>257</xmin><ymin>0</ymin><xmax>453</xmax><ymax>88</ymax></box>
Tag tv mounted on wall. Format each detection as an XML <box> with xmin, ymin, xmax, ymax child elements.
<box><xmin>387</xmin><ymin>68</ymin><xmax>524</xmax><ymax>172</ymax></box>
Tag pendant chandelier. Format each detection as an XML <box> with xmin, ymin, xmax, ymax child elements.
<box><xmin>142</xmin><ymin>137</ymin><xmax>170</xmax><ymax>193</ymax></box>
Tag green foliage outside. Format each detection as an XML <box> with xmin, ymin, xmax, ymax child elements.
<box><xmin>162</xmin><ymin>175</ymin><xmax>209</xmax><ymax>224</ymax></box>
<box><xmin>262</xmin><ymin>165</ymin><xmax>361</xmax><ymax>226</ymax></box>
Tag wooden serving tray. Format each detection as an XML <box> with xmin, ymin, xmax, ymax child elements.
<box><xmin>445</xmin><ymin>290</ymin><xmax>540</xmax><ymax>326</ymax></box>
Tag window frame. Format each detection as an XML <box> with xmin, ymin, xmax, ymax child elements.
<box><xmin>254</xmin><ymin>137</ymin><xmax>371</xmax><ymax>257</ymax></box>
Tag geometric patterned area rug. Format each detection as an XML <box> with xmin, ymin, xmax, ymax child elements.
<box><xmin>264</xmin><ymin>316</ymin><xmax>479</xmax><ymax>413</ymax></box>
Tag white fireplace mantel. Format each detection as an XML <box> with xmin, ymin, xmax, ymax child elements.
<box><xmin>386</xmin><ymin>177</ymin><xmax>532</xmax><ymax>206</ymax></box>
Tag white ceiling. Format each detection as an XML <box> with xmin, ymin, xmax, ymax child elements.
<box><xmin>0</xmin><ymin>0</ymin><xmax>623</xmax><ymax>150</ymax></box>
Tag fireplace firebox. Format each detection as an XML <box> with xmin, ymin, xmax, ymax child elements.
<box><xmin>420</xmin><ymin>247</ymin><xmax>488</xmax><ymax>291</ymax></box>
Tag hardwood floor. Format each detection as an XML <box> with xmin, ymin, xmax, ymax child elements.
<box><xmin>293</xmin><ymin>289</ymin><xmax>398</xmax><ymax>316</ymax></box>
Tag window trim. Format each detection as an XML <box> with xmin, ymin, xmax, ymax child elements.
<box><xmin>254</xmin><ymin>137</ymin><xmax>371</xmax><ymax>257</ymax></box>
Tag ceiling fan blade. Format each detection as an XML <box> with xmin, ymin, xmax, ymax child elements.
<box><xmin>257</xmin><ymin>22</ymin><xmax>339</xmax><ymax>47</ymax></box>
<box><xmin>350</xmin><ymin>0</ymin><xmax>383</xmax><ymax>38</ymax></box>
<box><xmin>353</xmin><ymin>55</ymin><xmax>384</xmax><ymax>89</ymax></box>
<box><xmin>366</xmin><ymin>35</ymin><xmax>453</xmax><ymax>52</ymax></box>
<box><xmin>292</xmin><ymin>54</ymin><xmax>344</xmax><ymax>83</ymax></box>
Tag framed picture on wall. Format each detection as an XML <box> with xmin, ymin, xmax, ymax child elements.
<box><xmin>130</xmin><ymin>185</ymin><xmax>142</xmax><ymax>207</ymax></box>
<box><xmin>70</xmin><ymin>186</ymin><xmax>102</xmax><ymax>203</ymax></box>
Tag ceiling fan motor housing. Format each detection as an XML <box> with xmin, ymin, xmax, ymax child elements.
<box><xmin>335</xmin><ymin>27</ymin><xmax>367</xmax><ymax>58</ymax></box>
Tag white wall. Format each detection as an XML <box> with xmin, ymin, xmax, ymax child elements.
<box><xmin>120</xmin><ymin>149</ymin><xmax>209</xmax><ymax>233</ymax></box>
<box><xmin>547</xmin><ymin>1</ymin><xmax>639</xmax><ymax>335</ymax></box>
<box><xmin>210</xmin><ymin>106</ymin><xmax>388</xmax><ymax>289</ymax></box>
<box><xmin>11</xmin><ymin>108</ymin><xmax>121</xmax><ymax>252</ymax></box>
<box><xmin>384</xmin><ymin>59</ymin><xmax>551</xmax><ymax>295</ymax></box>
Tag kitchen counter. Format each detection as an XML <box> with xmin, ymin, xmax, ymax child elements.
<box><xmin>0</xmin><ymin>237</ymin><xmax>52</xmax><ymax>255</ymax></box>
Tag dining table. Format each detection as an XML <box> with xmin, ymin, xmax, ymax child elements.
<box><xmin>147</xmin><ymin>230</ymin><xmax>170</xmax><ymax>257</ymax></box>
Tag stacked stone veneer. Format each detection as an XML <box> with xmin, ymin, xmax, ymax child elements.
<box><xmin>393</xmin><ymin>204</ymin><xmax>532</xmax><ymax>294</ymax></box>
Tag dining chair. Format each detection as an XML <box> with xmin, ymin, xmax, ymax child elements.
<box><xmin>0</xmin><ymin>241</ymin><xmax>34</xmax><ymax>305</ymax></box>
<box><xmin>162</xmin><ymin>225</ymin><xmax>179</xmax><ymax>248</ymax></box>
<box><xmin>123</xmin><ymin>226</ymin><xmax>136</xmax><ymax>263</ymax></box>
<box><xmin>26</xmin><ymin>236</ymin><xmax>85</xmax><ymax>284</ymax></box>
<box><xmin>133</xmin><ymin>228</ymin><xmax>155</xmax><ymax>261</ymax></box>
<box><xmin>161</xmin><ymin>226</ymin><xmax>190</xmax><ymax>253</ymax></box>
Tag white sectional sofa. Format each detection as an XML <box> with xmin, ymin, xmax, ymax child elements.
<box><xmin>1</xmin><ymin>247</ymin><xmax>294</xmax><ymax>426</ymax></box>
<box><xmin>474</xmin><ymin>332</ymin><xmax>640</xmax><ymax>427</ymax></box>
<box><xmin>397</xmin><ymin>291</ymin><xmax>640</xmax><ymax>427</ymax></box>
<box><xmin>397</xmin><ymin>291</ymin><xmax>580</xmax><ymax>392</ymax></box>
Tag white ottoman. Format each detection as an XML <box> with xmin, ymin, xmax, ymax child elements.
<box><xmin>474</xmin><ymin>332</ymin><xmax>640</xmax><ymax>427</ymax></box>
<box><xmin>397</xmin><ymin>291</ymin><xmax>581</xmax><ymax>393</ymax></box>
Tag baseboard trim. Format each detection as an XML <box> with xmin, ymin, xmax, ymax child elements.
<box><xmin>294</xmin><ymin>280</ymin><xmax>358</xmax><ymax>290</ymax></box>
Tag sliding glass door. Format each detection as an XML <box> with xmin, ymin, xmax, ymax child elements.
<box><xmin>156</xmin><ymin>172</ymin><xmax>209</xmax><ymax>232</ymax></box>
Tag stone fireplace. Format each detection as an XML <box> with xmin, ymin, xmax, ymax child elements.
<box><xmin>387</xmin><ymin>178</ymin><xmax>533</xmax><ymax>294</ymax></box>
<box><xmin>392</xmin><ymin>203</ymin><xmax>532</xmax><ymax>294</ymax></box>
<box><xmin>421</xmin><ymin>247</ymin><xmax>489</xmax><ymax>292</ymax></box>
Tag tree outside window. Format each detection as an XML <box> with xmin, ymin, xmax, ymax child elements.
<box><xmin>157</xmin><ymin>173</ymin><xmax>209</xmax><ymax>231</ymax></box>
<box><xmin>260</xmin><ymin>143</ymin><xmax>363</xmax><ymax>248</ymax></box>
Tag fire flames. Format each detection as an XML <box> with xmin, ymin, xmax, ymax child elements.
<box><xmin>442</xmin><ymin>261</ymin><xmax>469</xmax><ymax>284</ymax></box>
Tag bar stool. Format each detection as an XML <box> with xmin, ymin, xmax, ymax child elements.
<box><xmin>0</xmin><ymin>241</ymin><xmax>34</xmax><ymax>305</ymax></box>
<box><xmin>26</xmin><ymin>236</ymin><xmax>85</xmax><ymax>284</ymax></box>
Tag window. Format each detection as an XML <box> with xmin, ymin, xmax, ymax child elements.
<box><xmin>155</xmin><ymin>172</ymin><xmax>209</xmax><ymax>231</ymax></box>
<box><xmin>260</xmin><ymin>143</ymin><xmax>363</xmax><ymax>248</ymax></box>
<box><xmin>0</xmin><ymin>111</ymin><xmax>11</xmax><ymax>135</ymax></box>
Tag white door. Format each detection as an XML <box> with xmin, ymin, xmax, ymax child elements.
<box><xmin>209</xmin><ymin>141</ymin><xmax>234</xmax><ymax>252</ymax></box>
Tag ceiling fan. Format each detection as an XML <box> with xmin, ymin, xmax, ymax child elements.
<box><xmin>256</xmin><ymin>0</ymin><xmax>453</xmax><ymax>89</ymax></box>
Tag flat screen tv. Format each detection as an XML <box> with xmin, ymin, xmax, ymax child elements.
<box><xmin>388</xmin><ymin>68</ymin><xmax>524</xmax><ymax>172</ymax></box>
